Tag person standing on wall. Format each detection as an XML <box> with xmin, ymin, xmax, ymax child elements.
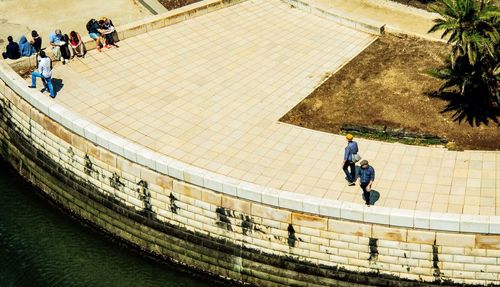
<box><xmin>357</xmin><ymin>160</ymin><xmax>375</xmax><ymax>206</ymax></box>
<box><xmin>28</xmin><ymin>50</ymin><xmax>55</xmax><ymax>98</ymax></box>
<box><xmin>342</xmin><ymin>134</ymin><xmax>358</xmax><ymax>186</ymax></box>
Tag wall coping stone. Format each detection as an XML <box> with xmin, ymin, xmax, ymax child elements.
<box><xmin>0</xmin><ymin>0</ymin><xmax>498</xmax><ymax>235</ymax></box>
<box><xmin>281</xmin><ymin>0</ymin><xmax>384</xmax><ymax>35</ymax></box>
<box><xmin>286</xmin><ymin>0</ymin><xmax>448</xmax><ymax>43</ymax></box>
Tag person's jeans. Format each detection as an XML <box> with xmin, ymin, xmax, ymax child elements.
<box><xmin>361</xmin><ymin>182</ymin><xmax>371</xmax><ymax>205</ymax></box>
<box><xmin>31</xmin><ymin>72</ymin><xmax>55</xmax><ymax>97</ymax></box>
<box><xmin>342</xmin><ymin>160</ymin><xmax>355</xmax><ymax>182</ymax></box>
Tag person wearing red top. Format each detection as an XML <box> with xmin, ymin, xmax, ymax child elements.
<box><xmin>69</xmin><ymin>31</ymin><xmax>84</xmax><ymax>58</ymax></box>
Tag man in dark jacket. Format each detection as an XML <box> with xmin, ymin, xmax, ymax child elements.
<box><xmin>357</xmin><ymin>160</ymin><xmax>375</xmax><ymax>206</ymax></box>
<box><xmin>2</xmin><ymin>36</ymin><xmax>21</xmax><ymax>60</ymax></box>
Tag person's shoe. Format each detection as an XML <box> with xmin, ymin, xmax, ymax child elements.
<box><xmin>40</xmin><ymin>88</ymin><xmax>46</xmax><ymax>93</ymax></box>
<box><xmin>28</xmin><ymin>85</ymin><xmax>36</xmax><ymax>89</ymax></box>
<box><xmin>97</xmin><ymin>47</ymin><xmax>102</xmax><ymax>52</ymax></box>
<box><xmin>104</xmin><ymin>45</ymin><xmax>110</xmax><ymax>49</ymax></box>
<box><xmin>348</xmin><ymin>182</ymin><xmax>355</xmax><ymax>186</ymax></box>
<box><xmin>366</xmin><ymin>203</ymin><xmax>371</xmax><ymax>207</ymax></box>
<box><xmin>50</xmin><ymin>94</ymin><xmax>55</xmax><ymax>99</ymax></box>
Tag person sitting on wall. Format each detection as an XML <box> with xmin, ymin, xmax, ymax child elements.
<box><xmin>99</xmin><ymin>17</ymin><xmax>118</xmax><ymax>48</ymax></box>
<box><xmin>69</xmin><ymin>31</ymin><xmax>85</xmax><ymax>58</ymax></box>
<box><xmin>2</xmin><ymin>36</ymin><xmax>21</xmax><ymax>60</ymax></box>
<box><xmin>49</xmin><ymin>29</ymin><xmax>67</xmax><ymax>64</ymax></box>
<box><xmin>28</xmin><ymin>50</ymin><xmax>55</xmax><ymax>98</ymax></box>
<box><xmin>30</xmin><ymin>30</ymin><xmax>42</xmax><ymax>53</ymax></box>
<box><xmin>18</xmin><ymin>35</ymin><xmax>35</xmax><ymax>57</ymax></box>
<box><xmin>86</xmin><ymin>18</ymin><xmax>104</xmax><ymax>52</ymax></box>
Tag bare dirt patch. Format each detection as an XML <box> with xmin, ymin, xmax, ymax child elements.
<box><xmin>157</xmin><ymin>0</ymin><xmax>201</xmax><ymax>10</ymax></box>
<box><xmin>390</xmin><ymin>0</ymin><xmax>435</xmax><ymax>11</ymax></box>
<box><xmin>280</xmin><ymin>34</ymin><xmax>500</xmax><ymax>150</ymax></box>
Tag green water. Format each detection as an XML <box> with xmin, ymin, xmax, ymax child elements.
<box><xmin>0</xmin><ymin>160</ymin><xmax>220</xmax><ymax>287</ymax></box>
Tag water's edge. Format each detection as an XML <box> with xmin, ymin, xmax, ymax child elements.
<box><xmin>0</xmin><ymin>158</ymin><xmax>230</xmax><ymax>287</ymax></box>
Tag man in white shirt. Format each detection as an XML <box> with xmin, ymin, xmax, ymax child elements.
<box><xmin>28</xmin><ymin>50</ymin><xmax>55</xmax><ymax>98</ymax></box>
<box><xmin>49</xmin><ymin>29</ymin><xmax>66</xmax><ymax>63</ymax></box>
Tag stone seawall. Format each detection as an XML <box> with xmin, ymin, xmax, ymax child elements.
<box><xmin>1</xmin><ymin>69</ymin><xmax>500</xmax><ymax>287</ymax></box>
<box><xmin>0</xmin><ymin>1</ymin><xmax>499</xmax><ymax>286</ymax></box>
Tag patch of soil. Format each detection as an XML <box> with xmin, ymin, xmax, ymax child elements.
<box><xmin>389</xmin><ymin>0</ymin><xmax>436</xmax><ymax>11</ymax></box>
<box><xmin>157</xmin><ymin>0</ymin><xmax>202</xmax><ymax>10</ymax></box>
<box><xmin>280</xmin><ymin>34</ymin><xmax>500</xmax><ymax>150</ymax></box>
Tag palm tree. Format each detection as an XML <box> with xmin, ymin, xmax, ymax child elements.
<box><xmin>428</xmin><ymin>0</ymin><xmax>499</xmax><ymax>66</ymax></box>
<box><xmin>427</xmin><ymin>0</ymin><xmax>499</xmax><ymax>123</ymax></box>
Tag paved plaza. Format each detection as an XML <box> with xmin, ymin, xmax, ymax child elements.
<box><xmin>37</xmin><ymin>0</ymin><xmax>499</xmax><ymax>216</ymax></box>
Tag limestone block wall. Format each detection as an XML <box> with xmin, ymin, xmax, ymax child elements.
<box><xmin>0</xmin><ymin>1</ymin><xmax>499</xmax><ymax>285</ymax></box>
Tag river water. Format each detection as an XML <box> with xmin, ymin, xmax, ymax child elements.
<box><xmin>0</xmin><ymin>160</ymin><xmax>220</xmax><ymax>287</ymax></box>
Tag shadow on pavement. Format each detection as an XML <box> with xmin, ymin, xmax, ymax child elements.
<box><xmin>51</xmin><ymin>78</ymin><xmax>64</xmax><ymax>94</ymax></box>
<box><xmin>367</xmin><ymin>190</ymin><xmax>380</xmax><ymax>206</ymax></box>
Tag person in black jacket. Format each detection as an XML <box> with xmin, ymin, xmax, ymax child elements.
<box><xmin>2</xmin><ymin>36</ymin><xmax>21</xmax><ymax>60</ymax></box>
<box><xmin>30</xmin><ymin>30</ymin><xmax>42</xmax><ymax>52</ymax></box>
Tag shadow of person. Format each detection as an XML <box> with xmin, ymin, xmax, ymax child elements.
<box><xmin>51</xmin><ymin>78</ymin><xmax>64</xmax><ymax>94</ymax></box>
<box><xmin>367</xmin><ymin>189</ymin><xmax>380</xmax><ymax>206</ymax></box>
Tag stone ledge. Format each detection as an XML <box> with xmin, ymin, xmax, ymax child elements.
<box><xmin>281</xmin><ymin>0</ymin><xmax>384</xmax><ymax>35</ymax></box>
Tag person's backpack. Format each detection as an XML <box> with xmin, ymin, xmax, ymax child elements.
<box><xmin>86</xmin><ymin>19</ymin><xmax>96</xmax><ymax>32</ymax></box>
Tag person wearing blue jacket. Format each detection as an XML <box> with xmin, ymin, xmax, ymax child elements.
<box><xmin>357</xmin><ymin>160</ymin><xmax>375</xmax><ymax>206</ymax></box>
<box><xmin>342</xmin><ymin>134</ymin><xmax>358</xmax><ymax>186</ymax></box>
<box><xmin>18</xmin><ymin>35</ymin><xmax>35</xmax><ymax>57</ymax></box>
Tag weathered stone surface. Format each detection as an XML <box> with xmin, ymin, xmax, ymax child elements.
<box><xmin>475</xmin><ymin>235</ymin><xmax>500</xmax><ymax>249</ymax></box>
<box><xmin>173</xmin><ymin>181</ymin><xmax>202</xmax><ymax>200</ymax></box>
<box><xmin>372</xmin><ymin>225</ymin><xmax>407</xmax><ymax>242</ymax></box>
<box><xmin>252</xmin><ymin>203</ymin><xmax>291</xmax><ymax>223</ymax></box>
<box><xmin>292</xmin><ymin>212</ymin><xmax>327</xmax><ymax>230</ymax></box>
<box><xmin>87</xmin><ymin>142</ymin><xmax>101</xmax><ymax>159</ymax></box>
<box><xmin>221</xmin><ymin>195</ymin><xmax>251</xmax><ymax>214</ymax></box>
<box><xmin>328</xmin><ymin>219</ymin><xmax>371</xmax><ymax>237</ymax></box>
<box><xmin>436</xmin><ymin>232</ymin><xmax>475</xmax><ymax>248</ymax></box>
<box><xmin>407</xmin><ymin>229</ymin><xmax>435</xmax><ymax>245</ymax></box>
<box><xmin>202</xmin><ymin>188</ymin><xmax>222</xmax><ymax>206</ymax></box>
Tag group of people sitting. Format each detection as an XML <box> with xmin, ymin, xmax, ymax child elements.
<box><xmin>2</xmin><ymin>16</ymin><xmax>117</xmax><ymax>62</ymax></box>
<box><xmin>87</xmin><ymin>17</ymin><xmax>118</xmax><ymax>52</ymax></box>
<box><xmin>2</xmin><ymin>29</ymin><xmax>85</xmax><ymax>63</ymax></box>
<box><xmin>3</xmin><ymin>17</ymin><xmax>118</xmax><ymax>99</ymax></box>
<box><xmin>2</xmin><ymin>31</ymin><xmax>42</xmax><ymax>60</ymax></box>
<box><xmin>49</xmin><ymin>29</ymin><xmax>86</xmax><ymax>64</ymax></box>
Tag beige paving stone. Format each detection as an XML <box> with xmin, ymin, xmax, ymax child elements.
<box><xmin>30</xmin><ymin>0</ymin><xmax>500</xmax><ymax>217</ymax></box>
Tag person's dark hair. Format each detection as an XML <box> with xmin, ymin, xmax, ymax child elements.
<box><xmin>98</xmin><ymin>20</ymin><xmax>104</xmax><ymax>27</ymax></box>
<box><xmin>31</xmin><ymin>30</ymin><xmax>38</xmax><ymax>38</ymax></box>
<box><xmin>39</xmin><ymin>50</ymin><xmax>46</xmax><ymax>58</ymax></box>
<box><xmin>70</xmin><ymin>31</ymin><xmax>77</xmax><ymax>39</ymax></box>
<box><xmin>7</xmin><ymin>36</ymin><xmax>13</xmax><ymax>42</ymax></box>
